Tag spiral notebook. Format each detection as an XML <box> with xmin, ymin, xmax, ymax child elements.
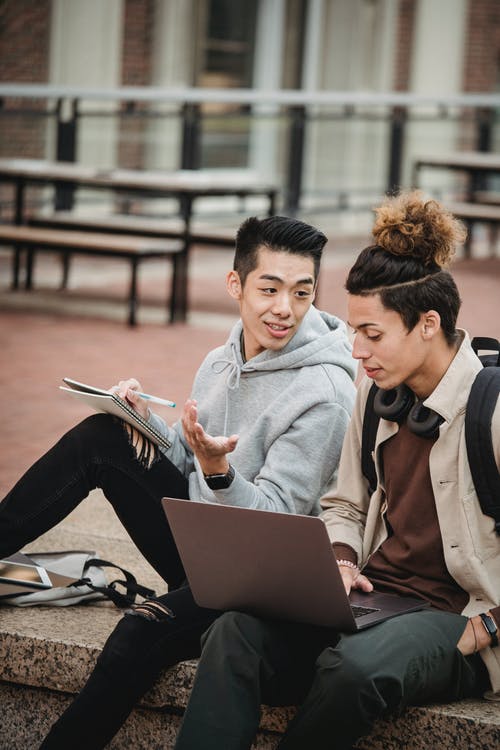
<box><xmin>60</xmin><ymin>377</ymin><xmax>172</xmax><ymax>450</ymax></box>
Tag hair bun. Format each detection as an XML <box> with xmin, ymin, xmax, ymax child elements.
<box><xmin>372</xmin><ymin>190</ymin><xmax>466</xmax><ymax>268</ymax></box>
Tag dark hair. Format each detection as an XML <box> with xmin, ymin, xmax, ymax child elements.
<box><xmin>234</xmin><ymin>215</ymin><xmax>327</xmax><ymax>286</ymax></box>
<box><xmin>345</xmin><ymin>191</ymin><xmax>466</xmax><ymax>345</ymax></box>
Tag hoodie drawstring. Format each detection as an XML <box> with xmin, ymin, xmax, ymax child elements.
<box><xmin>211</xmin><ymin>342</ymin><xmax>242</xmax><ymax>435</ymax></box>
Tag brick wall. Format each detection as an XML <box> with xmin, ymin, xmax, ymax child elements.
<box><xmin>0</xmin><ymin>0</ymin><xmax>50</xmax><ymax>85</ymax></box>
<box><xmin>393</xmin><ymin>0</ymin><xmax>417</xmax><ymax>91</ymax></box>
<box><xmin>118</xmin><ymin>0</ymin><xmax>155</xmax><ymax>170</ymax></box>
<box><xmin>463</xmin><ymin>0</ymin><xmax>500</xmax><ymax>92</ymax></box>
<box><xmin>0</xmin><ymin>0</ymin><xmax>51</xmax><ymax>161</ymax></box>
<box><xmin>0</xmin><ymin>0</ymin><xmax>51</xmax><ymax>217</ymax></box>
<box><xmin>393</xmin><ymin>0</ymin><xmax>500</xmax><ymax>94</ymax></box>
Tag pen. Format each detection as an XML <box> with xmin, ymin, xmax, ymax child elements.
<box><xmin>113</xmin><ymin>387</ymin><xmax>176</xmax><ymax>408</ymax></box>
<box><xmin>136</xmin><ymin>392</ymin><xmax>176</xmax><ymax>408</ymax></box>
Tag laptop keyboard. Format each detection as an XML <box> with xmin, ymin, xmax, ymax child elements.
<box><xmin>351</xmin><ymin>604</ymin><xmax>380</xmax><ymax>618</ymax></box>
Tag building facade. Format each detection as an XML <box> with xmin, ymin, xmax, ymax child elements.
<box><xmin>1</xmin><ymin>0</ymin><xmax>499</xmax><ymax>220</ymax></box>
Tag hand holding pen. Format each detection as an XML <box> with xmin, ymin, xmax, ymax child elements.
<box><xmin>112</xmin><ymin>378</ymin><xmax>176</xmax><ymax>420</ymax></box>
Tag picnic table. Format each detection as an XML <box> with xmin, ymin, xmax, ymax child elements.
<box><xmin>412</xmin><ymin>151</ymin><xmax>500</xmax><ymax>199</ymax></box>
<box><xmin>412</xmin><ymin>151</ymin><xmax>500</xmax><ymax>257</ymax></box>
<box><xmin>0</xmin><ymin>158</ymin><xmax>278</xmax><ymax>321</ymax></box>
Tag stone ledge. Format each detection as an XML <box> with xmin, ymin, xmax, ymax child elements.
<box><xmin>0</xmin><ymin>678</ymin><xmax>498</xmax><ymax>750</ymax></box>
<box><xmin>0</xmin><ymin>682</ymin><xmax>284</xmax><ymax>750</ymax></box>
<box><xmin>1</xmin><ymin>618</ymin><xmax>498</xmax><ymax>749</ymax></box>
<box><xmin>1</xmin><ymin>527</ymin><xmax>498</xmax><ymax>749</ymax></box>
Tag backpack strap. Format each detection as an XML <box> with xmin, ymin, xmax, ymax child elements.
<box><xmin>465</xmin><ymin>367</ymin><xmax>500</xmax><ymax>536</ymax></box>
<box><xmin>361</xmin><ymin>383</ymin><xmax>380</xmax><ymax>495</ymax></box>
<box><xmin>470</xmin><ymin>336</ymin><xmax>500</xmax><ymax>368</ymax></box>
<box><xmin>73</xmin><ymin>558</ymin><xmax>157</xmax><ymax>609</ymax></box>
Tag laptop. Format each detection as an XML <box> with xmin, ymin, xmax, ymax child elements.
<box><xmin>162</xmin><ymin>498</ymin><xmax>429</xmax><ymax>631</ymax></box>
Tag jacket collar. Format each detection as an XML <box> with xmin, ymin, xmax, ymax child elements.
<box><xmin>424</xmin><ymin>331</ymin><xmax>482</xmax><ymax>424</ymax></box>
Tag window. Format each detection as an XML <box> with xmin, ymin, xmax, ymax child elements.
<box><xmin>195</xmin><ymin>0</ymin><xmax>258</xmax><ymax>168</ymax></box>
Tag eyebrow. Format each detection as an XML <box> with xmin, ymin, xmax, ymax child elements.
<box><xmin>259</xmin><ymin>273</ymin><xmax>315</xmax><ymax>285</ymax></box>
<box><xmin>347</xmin><ymin>321</ymin><xmax>378</xmax><ymax>330</ymax></box>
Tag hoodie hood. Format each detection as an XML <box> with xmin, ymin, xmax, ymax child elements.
<box><xmin>218</xmin><ymin>306</ymin><xmax>356</xmax><ymax>383</ymax></box>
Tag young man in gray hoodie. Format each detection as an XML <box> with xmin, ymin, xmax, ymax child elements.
<box><xmin>1</xmin><ymin>215</ymin><xmax>356</xmax><ymax>749</ymax></box>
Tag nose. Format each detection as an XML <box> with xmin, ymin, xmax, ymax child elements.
<box><xmin>352</xmin><ymin>333</ymin><xmax>370</xmax><ymax>361</ymax></box>
<box><xmin>271</xmin><ymin>291</ymin><xmax>292</xmax><ymax>317</ymax></box>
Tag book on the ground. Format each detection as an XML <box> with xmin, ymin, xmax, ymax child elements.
<box><xmin>60</xmin><ymin>377</ymin><xmax>172</xmax><ymax>450</ymax></box>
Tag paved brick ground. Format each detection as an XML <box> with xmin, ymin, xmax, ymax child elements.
<box><xmin>0</xmin><ymin>237</ymin><xmax>498</xmax><ymax>499</ymax></box>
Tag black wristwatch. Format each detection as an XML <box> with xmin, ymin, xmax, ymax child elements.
<box><xmin>203</xmin><ymin>464</ymin><xmax>235</xmax><ymax>490</ymax></box>
<box><xmin>479</xmin><ymin>612</ymin><xmax>499</xmax><ymax>648</ymax></box>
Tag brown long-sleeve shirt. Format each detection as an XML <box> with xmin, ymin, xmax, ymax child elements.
<box><xmin>362</xmin><ymin>423</ymin><xmax>470</xmax><ymax>613</ymax></box>
<box><xmin>334</xmin><ymin>422</ymin><xmax>500</xmax><ymax>626</ymax></box>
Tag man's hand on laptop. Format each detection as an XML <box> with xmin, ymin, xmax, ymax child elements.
<box><xmin>337</xmin><ymin>562</ymin><xmax>374</xmax><ymax>596</ymax></box>
<box><xmin>182</xmin><ymin>399</ymin><xmax>239</xmax><ymax>476</ymax></box>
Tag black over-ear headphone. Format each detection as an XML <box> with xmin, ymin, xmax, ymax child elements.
<box><xmin>373</xmin><ymin>384</ymin><xmax>443</xmax><ymax>438</ymax></box>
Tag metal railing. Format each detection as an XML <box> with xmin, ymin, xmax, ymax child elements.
<box><xmin>1</xmin><ymin>84</ymin><xmax>499</xmax><ymax>218</ymax></box>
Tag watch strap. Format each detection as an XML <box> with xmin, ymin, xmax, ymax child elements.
<box><xmin>203</xmin><ymin>464</ymin><xmax>235</xmax><ymax>490</ymax></box>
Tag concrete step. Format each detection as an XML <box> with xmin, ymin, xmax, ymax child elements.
<box><xmin>1</xmin><ymin>526</ymin><xmax>499</xmax><ymax>749</ymax></box>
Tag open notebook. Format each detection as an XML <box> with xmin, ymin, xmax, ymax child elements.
<box><xmin>60</xmin><ymin>378</ymin><xmax>171</xmax><ymax>450</ymax></box>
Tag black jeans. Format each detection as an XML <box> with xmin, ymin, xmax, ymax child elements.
<box><xmin>0</xmin><ymin>413</ymin><xmax>221</xmax><ymax>748</ymax></box>
<box><xmin>40</xmin><ymin>586</ymin><xmax>220</xmax><ymax>749</ymax></box>
<box><xmin>1</xmin><ymin>413</ymin><xmax>188</xmax><ymax>587</ymax></box>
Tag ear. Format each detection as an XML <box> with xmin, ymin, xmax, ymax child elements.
<box><xmin>226</xmin><ymin>270</ymin><xmax>242</xmax><ymax>300</ymax></box>
<box><xmin>421</xmin><ymin>310</ymin><xmax>441</xmax><ymax>340</ymax></box>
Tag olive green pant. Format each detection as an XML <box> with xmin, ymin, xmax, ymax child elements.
<box><xmin>174</xmin><ymin>609</ymin><xmax>489</xmax><ymax>750</ymax></box>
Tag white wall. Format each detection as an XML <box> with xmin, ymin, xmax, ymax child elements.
<box><xmin>49</xmin><ymin>0</ymin><xmax>124</xmax><ymax>168</ymax></box>
<box><xmin>146</xmin><ymin>0</ymin><xmax>197</xmax><ymax>171</ymax></box>
<box><xmin>304</xmin><ymin>0</ymin><xmax>398</xmax><ymax>231</ymax></box>
<box><xmin>405</xmin><ymin>0</ymin><xmax>468</xmax><ymax>193</ymax></box>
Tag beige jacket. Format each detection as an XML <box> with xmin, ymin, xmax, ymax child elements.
<box><xmin>322</xmin><ymin>332</ymin><xmax>500</xmax><ymax>698</ymax></box>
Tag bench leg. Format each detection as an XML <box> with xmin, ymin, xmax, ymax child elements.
<box><xmin>268</xmin><ymin>189</ymin><xmax>276</xmax><ymax>217</ymax></box>
<box><xmin>463</xmin><ymin>220</ymin><xmax>473</xmax><ymax>259</ymax></box>
<box><xmin>488</xmin><ymin>224</ymin><xmax>498</xmax><ymax>258</ymax></box>
<box><xmin>170</xmin><ymin>249</ymin><xmax>188</xmax><ymax>323</ymax></box>
<box><xmin>60</xmin><ymin>252</ymin><xmax>71</xmax><ymax>289</ymax></box>
<box><xmin>25</xmin><ymin>249</ymin><xmax>35</xmax><ymax>289</ymax></box>
<box><xmin>128</xmin><ymin>258</ymin><xmax>139</xmax><ymax>326</ymax></box>
<box><xmin>12</xmin><ymin>245</ymin><xmax>22</xmax><ymax>290</ymax></box>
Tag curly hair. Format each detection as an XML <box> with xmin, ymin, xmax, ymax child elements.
<box><xmin>372</xmin><ymin>190</ymin><xmax>466</xmax><ymax>269</ymax></box>
<box><xmin>345</xmin><ymin>191</ymin><xmax>466</xmax><ymax>344</ymax></box>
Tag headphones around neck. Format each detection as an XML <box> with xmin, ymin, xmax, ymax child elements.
<box><xmin>373</xmin><ymin>384</ymin><xmax>443</xmax><ymax>438</ymax></box>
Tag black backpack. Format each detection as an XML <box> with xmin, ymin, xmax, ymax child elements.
<box><xmin>361</xmin><ymin>337</ymin><xmax>500</xmax><ymax>535</ymax></box>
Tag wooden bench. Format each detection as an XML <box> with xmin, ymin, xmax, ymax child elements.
<box><xmin>29</xmin><ymin>211</ymin><xmax>237</xmax><ymax>244</ymax></box>
<box><xmin>0</xmin><ymin>224</ymin><xmax>184</xmax><ymax>326</ymax></box>
<box><xmin>472</xmin><ymin>191</ymin><xmax>500</xmax><ymax>206</ymax></box>
<box><xmin>28</xmin><ymin>211</ymin><xmax>236</xmax><ymax>287</ymax></box>
<box><xmin>447</xmin><ymin>201</ymin><xmax>500</xmax><ymax>258</ymax></box>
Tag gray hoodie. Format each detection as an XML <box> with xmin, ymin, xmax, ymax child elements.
<box><xmin>149</xmin><ymin>306</ymin><xmax>356</xmax><ymax>516</ymax></box>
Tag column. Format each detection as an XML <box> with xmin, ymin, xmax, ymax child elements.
<box><xmin>248</xmin><ymin>0</ymin><xmax>286</xmax><ymax>178</ymax></box>
<box><xmin>405</xmin><ymin>0</ymin><xmax>468</xmax><ymax>193</ymax></box>
<box><xmin>49</xmin><ymin>0</ymin><xmax>124</xmax><ymax>169</ymax></box>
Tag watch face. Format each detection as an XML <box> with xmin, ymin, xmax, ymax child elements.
<box><xmin>480</xmin><ymin>613</ymin><xmax>499</xmax><ymax>646</ymax></box>
<box><xmin>483</xmin><ymin>616</ymin><xmax>495</xmax><ymax>633</ymax></box>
